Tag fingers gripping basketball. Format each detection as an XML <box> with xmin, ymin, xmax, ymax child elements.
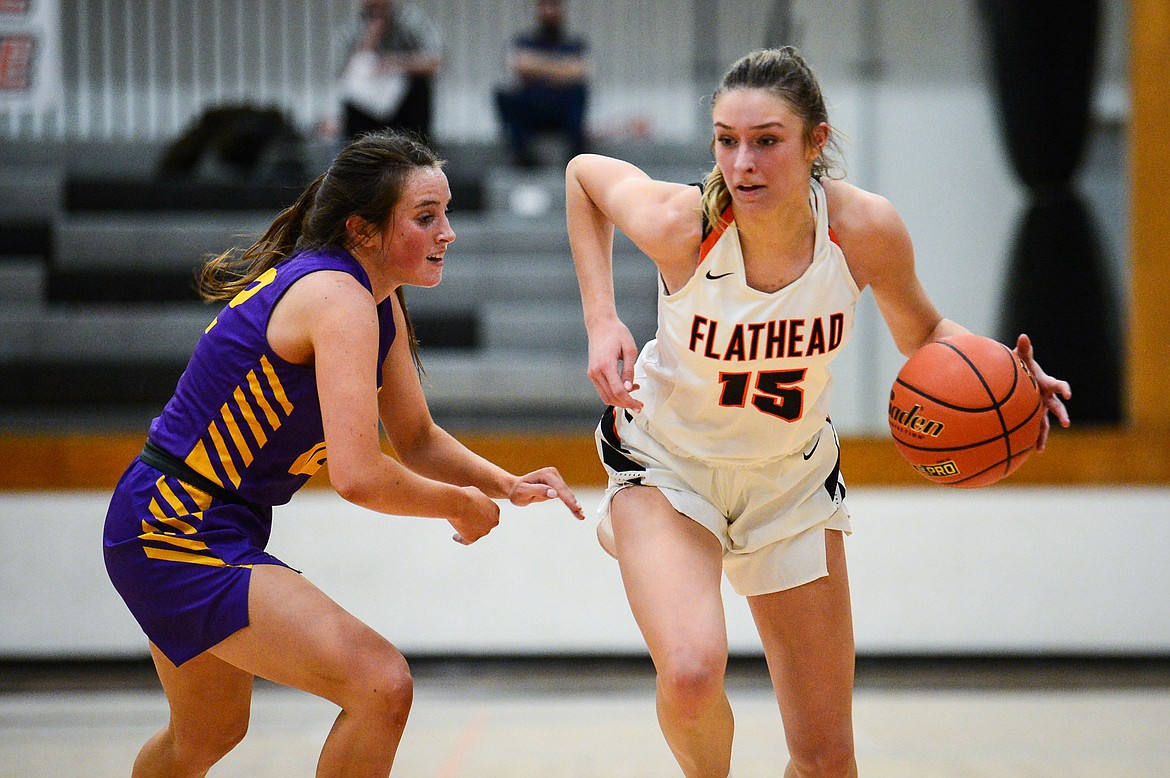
<box><xmin>888</xmin><ymin>334</ymin><xmax>1044</xmax><ymax>487</ymax></box>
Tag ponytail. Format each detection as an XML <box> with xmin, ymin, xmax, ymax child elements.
<box><xmin>196</xmin><ymin>129</ymin><xmax>441</xmax><ymax>373</ymax></box>
<box><xmin>197</xmin><ymin>175</ymin><xmax>325</xmax><ymax>302</ymax></box>
<box><xmin>700</xmin><ymin>165</ymin><xmax>733</xmax><ymax>235</ymax></box>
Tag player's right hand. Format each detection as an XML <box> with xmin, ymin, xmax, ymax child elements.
<box><xmin>586</xmin><ymin>316</ymin><xmax>643</xmax><ymax>412</ymax></box>
<box><xmin>1013</xmin><ymin>333</ymin><xmax>1071</xmax><ymax>452</ymax></box>
<box><xmin>448</xmin><ymin>486</ymin><xmax>501</xmax><ymax>545</ymax></box>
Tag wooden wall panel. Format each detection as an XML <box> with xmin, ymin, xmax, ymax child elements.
<box><xmin>1129</xmin><ymin>0</ymin><xmax>1170</xmax><ymax>427</ymax></box>
<box><xmin>3</xmin><ymin>427</ymin><xmax>1167</xmax><ymax>491</ymax></box>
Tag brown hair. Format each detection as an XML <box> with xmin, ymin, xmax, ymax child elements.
<box><xmin>198</xmin><ymin>129</ymin><xmax>443</xmax><ymax>370</ymax></box>
<box><xmin>701</xmin><ymin>46</ymin><xmax>842</xmax><ymax>231</ymax></box>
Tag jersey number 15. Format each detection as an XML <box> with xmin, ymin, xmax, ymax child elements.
<box><xmin>717</xmin><ymin>369</ymin><xmax>806</xmax><ymax>422</ymax></box>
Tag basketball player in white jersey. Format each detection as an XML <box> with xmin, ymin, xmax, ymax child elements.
<box><xmin>566</xmin><ymin>47</ymin><xmax>1071</xmax><ymax>777</ymax></box>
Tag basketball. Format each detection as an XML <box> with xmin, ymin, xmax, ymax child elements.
<box><xmin>888</xmin><ymin>334</ymin><xmax>1044</xmax><ymax>488</ymax></box>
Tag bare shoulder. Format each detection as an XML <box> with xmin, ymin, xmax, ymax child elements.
<box><xmin>822</xmin><ymin>179</ymin><xmax>904</xmax><ymax>239</ymax></box>
<box><xmin>269</xmin><ymin>269</ymin><xmax>375</xmax><ymax>364</ymax></box>
<box><xmin>277</xmin><ymin>269</ymin><xmax>376</xmax><ymax>336</ymax></box>
<box><xmin>289</xmin><ymin>268</ymin><xmax>373</xmax><ymax>305</ymax></box>
<box><xmin>821</xmin><ymin>178</ymin><xmax>913</xmax><ymax>290</ymax></box>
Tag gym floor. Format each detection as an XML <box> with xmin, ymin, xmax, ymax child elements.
<box><xmin>2</xmin><ymin>656</ymin><xmax>1168</xmax><ymax>777</ymax></box>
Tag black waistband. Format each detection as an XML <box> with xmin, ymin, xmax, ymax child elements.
<box><xmin>139</xmin><ymin>438</ymin><xmax>253</xmax><ymax>507</ymax></box>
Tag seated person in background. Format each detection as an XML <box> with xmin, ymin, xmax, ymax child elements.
<box><xmin>337</xmin><ymin>0</ymin><xmax>443</xmax><ymax>143</ymax></box>
<box><xmin>495</xmin><ymin>0</ymin><xmax>590</xmax><ymax>168</ymax></box>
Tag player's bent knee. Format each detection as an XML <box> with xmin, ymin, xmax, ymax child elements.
<box><xmin>340</xmin><ymin>650</ymin><xmax>414</xmax><ymax>726</ymax></box>
<box><xmin>171</xmin><ymin>717</ymin><xmax>249</xmax><ymax>770</ymax></box>
<box><xmin>323</xmin><ymin>620</ymin><xmax>412</xmax><ymax>707</ymax></box>
<box><xmin>787</xmin><ymin>736</ymin><xmax>856</xmax><ymax>777</ymax></box>
<box><xmin>656</xmin><ymin>653</ymin><xmax>726</xmax><ymax>719</ymax></box>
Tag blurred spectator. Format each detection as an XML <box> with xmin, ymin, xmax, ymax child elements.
<box><xmin>336</xmin><ymin>0</ymin><xmax>442</xmax><ymax>143</ymax></box>
<box><xmin>495</xmin><ymin>0</ymin><xmax>590</xmax><ymax>168</ymax></box>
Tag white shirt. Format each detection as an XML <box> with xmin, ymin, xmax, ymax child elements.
<box><xmin>631</xmin><ymin>178</ymin><xmax>860</xmax><ymax>464</ymax></box>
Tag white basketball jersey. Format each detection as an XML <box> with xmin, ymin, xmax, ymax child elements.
<box><xmin>631</xmin><ymin>178</ymin><xmax>860</xmax><ymax>463</ymax></box>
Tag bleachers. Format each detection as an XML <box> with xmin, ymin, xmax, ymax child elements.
<box><xmin>0</xmin><ymin>138</ymin><xmax>701</xmax><ymax>432</ymax></box>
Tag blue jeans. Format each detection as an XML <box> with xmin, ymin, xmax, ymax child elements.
<box><xmin>495</xmin><ymin>83</ymin><xmax>587</xmax><ymax>165</ymax></box>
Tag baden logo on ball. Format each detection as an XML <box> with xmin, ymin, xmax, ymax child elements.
<box><xmin>888</xmin><ymin>334</ymin><xmax>1043</xmax><ymax>488</ymax></box>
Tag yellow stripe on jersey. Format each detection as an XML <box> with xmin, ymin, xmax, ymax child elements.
<box><xmin>207</xmin><ymin>422</ymin><xmax>242</xmax><ymax>488</ymax></box>
<box><xmin>233</xmin><ymin>386</ymin><xmax>268</xmax><ymax>447</ymax></box>
<box><xmin>220</xmin><ymin>403</ymin><xmax>254</xmax><ymax>466</ymax></box>
<box><xmin>146</xmin><ymin>513</ymin><xmax>199</xmax><ymax>535</ymax></box>
<box><xmin>175</xmin><ymin>480</ymin><xmax>213</xmax><ymax>512</ymax></box>
<box><xmin>139</xmin><ymin>528</ymin><xmax>211</xmax><ymax>552</ymax></box>
<box><xmin>142</xmin><ymin>546</ymin><xmax>255</xmax><ymax>569</ymax></box>
<box><xmin>155</xmin><ymin>477</ymin><xmax>190</xmax><ymax>516</ymax></box>
<box><xmin>260</xmin><ymin>355</ymin><xmax>295</xmax><ymax>415</ymax></box>
<box><xmin>146</xmin><ymin>499</ymin><xmax>198</xmax><ymax>535</ymax></box>
<box><xmin>289</xmin><ymin>441</ymin><xmax>328</xmax><ymax>477</ymax></box>
<box><xmin>228</xmin><ymin>266</ymin><xmax>277</xmax><ymax>309</ymax></box>
<box><xmin>184</xmin><ymin>440</ymin><xmax>226</xmax><ymax>488</ymax></box>
<box><xmin>155</xmin><ymin>471</ymin><xmax>212</xmax><ymax>516</ymax></box>
<box><xmin>143</xmin><ymin>547</ymin><xmax>228</xmax><ymax>567</ymax></box>
<box><xmin>247</xmin><ymin>369</ymin><xmax>281</xmax><ymax>429</ymax></box>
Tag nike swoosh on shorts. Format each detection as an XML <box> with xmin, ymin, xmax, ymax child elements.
<box><xmin>803</xmin><ymin>433</ymin><xmax>821</xmax><ymax>460</ymax></box>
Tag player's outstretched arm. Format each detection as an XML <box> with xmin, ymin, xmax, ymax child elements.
<box><xmin>375</xmin><ymin>294</ymin><xmax>585</xmax><ymax>526</ymax></box>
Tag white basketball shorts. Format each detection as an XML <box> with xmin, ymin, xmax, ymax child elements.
<box><xmin>594</xmin><ymin>407</ymin><xmax>851</xmax><ymax>596</ymax></box>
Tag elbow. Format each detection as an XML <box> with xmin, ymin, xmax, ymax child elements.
<box><xmin>565</xmin><ymin>152</ymin><xmax>599</xmax><ymax>180</ymax></box>
<box><xmin>332</xmin><ymin>478</ymin><xmax>369</xmax><ymax>508</ymax></box>
<box><xmin>330</xmin><ymin>465</ymin><xmax>379</xmax><ymax>508</ymax></box>
<box><xmin>898</xmin><ymin>333</ymin><xmax>935</xmax><ymax>359</ymax></box>
<box><xmin>916</xmin><ymin>317</ymin><xmax>969</xmax><ymax>352</ymax></box>
<box><xmin>565</xmin><ymin>153</ymin><xmax>585</xmax><ymax>183</ymax></box>
<box><xmin>895</xmin><ymin>316</ymin><xmax>948</xmax><ymax>358</ymax></box>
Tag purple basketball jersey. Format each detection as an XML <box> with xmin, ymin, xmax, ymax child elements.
<box><xmin>149</xmin><ymin>244</ymin><xmax>396</xmax><ymax>506</ymax></box>
<box><xmin>104</xmin><ymin>244</ymin><xmax>397</xmax><ymax>664</ymax></box>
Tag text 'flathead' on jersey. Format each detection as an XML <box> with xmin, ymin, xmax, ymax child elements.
<box><xmin>688</xmin><ymin>313</ymin><xmax>846</xmax><ymax>362</ymax></box>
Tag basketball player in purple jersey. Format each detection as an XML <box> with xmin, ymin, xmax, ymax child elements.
<box><xmin>567</xmin><ymin>48</ymin><xmax>1070</xmax><ymax>777</ymax></box>
<box><xmin>104</xmin><ymin>130</ymin><xmax>584</xmax><ymax>776</ymax></box>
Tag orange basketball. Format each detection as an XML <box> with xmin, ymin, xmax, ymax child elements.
<box><xmin>888</xmin><ymin>334</ymin><xmax>1044</xmax><ymax>488</ymax></box>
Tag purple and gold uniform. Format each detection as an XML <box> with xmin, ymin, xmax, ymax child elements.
<box><xmin>104</xmin><ymin>245</ymin><xmax>395</xmax><ymax>665</ymax></box>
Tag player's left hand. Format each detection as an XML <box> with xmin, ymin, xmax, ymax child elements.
<box><xmin>509</xmin><ymin>467</ymin><xmax>586</xmax><ymax>520</ymax></box>
<box><xmin>1013</xmin><ymin>333</ymin><xmax>1071</xmax><ymax>453</ymax></box>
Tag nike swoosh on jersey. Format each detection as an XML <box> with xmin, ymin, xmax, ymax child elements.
<box><xmin>705</xmin><ymin>270</ymin><xmax>734</xmax><ymax>280</ymax></box>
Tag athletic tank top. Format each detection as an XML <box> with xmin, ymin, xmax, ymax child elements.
<box><xmin>148</xmin><ymin>244</ymin><xmax>396</xmax><ymax>506</ymax></box>
<box><xmin>631</xmin><ymin>178</ymin><xmax>860</xmax><ymax>463</ymax></box>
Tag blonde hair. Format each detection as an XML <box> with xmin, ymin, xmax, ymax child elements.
<box><xmin>701</xmin><ymin>46</ymin><xmax>842</xmax><ymax>232</ymax></box>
